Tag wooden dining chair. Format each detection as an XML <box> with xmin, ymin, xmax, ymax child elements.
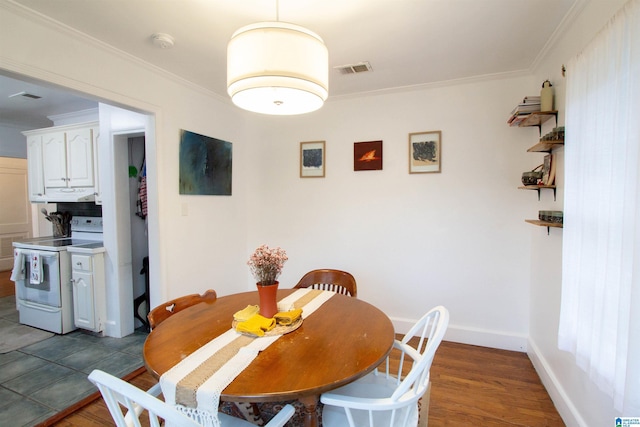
<box><xmin>293</xmin><ymin>269</ymin><xmax>358</xmax><ymax>297</ymax></box>
<box><xmin>88</xmin><ymin>369</ymin><xmax>295</xmax><ymax>427</ymax></box>
<box><xmin>147</xmin><ymin>289</ymin><xmax>217</xmax><ymax>329</ymax></box>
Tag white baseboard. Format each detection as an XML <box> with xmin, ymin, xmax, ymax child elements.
<box><xmin>527</xmin><ymin>338</ymin><xmax>586</xmax><ymax>427</ymax></box>
<box><xmin>390</xmin><ymin>316</ymin><xmax>528</xmax><ymax>352</ymax></box>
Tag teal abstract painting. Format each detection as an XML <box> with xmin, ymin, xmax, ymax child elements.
<box><xmin>179</xmin><ymin>130</ymin><xmax>232</xmax><ymax>195</ymax></box>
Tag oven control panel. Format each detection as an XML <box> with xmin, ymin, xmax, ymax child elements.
<box><xmin>71</xmin><ymin>217</ymin><xmax>103</xmax><ymax>233</ymax></box>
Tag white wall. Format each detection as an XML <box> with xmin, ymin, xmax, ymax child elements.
<box><xmin>245</xmin><ymin>77</ymin><xmax>539</xmax><ymax>351</ymax></box>
<box><xmin>0</xmin><ymin>123</ymin><xmax>29</xmax><ymax>158</ymax></box>
<box><xmin>528</xmin><ymin>0</ymin><xmax>629</xmax><ymax>426</ymax></box>
<box><xmin>0</xmin><ymin>1</ymin><xmax>249</xmax><ymax>334</ymax></box>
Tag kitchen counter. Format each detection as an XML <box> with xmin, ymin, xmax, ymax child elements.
<box><xmin>67</xmin><ymin>242</ymin><xmax>106</xmax><ymax>254</ymax></box>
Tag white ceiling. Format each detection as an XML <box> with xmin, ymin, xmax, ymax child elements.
<box><xmin>1</xmin><ymin>0</ymin><xmax>579</xmax><ymax>127</ymax></box>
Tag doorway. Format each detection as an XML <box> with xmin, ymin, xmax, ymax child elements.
<box><xmin>100</xmin><ymin>103</ymin><xmax>155</xmax><ymax>338</ymax></box>
<box><xmin>127</xmin><ymin>136</ymin><xmax>150</xmax><ymax>330</ymax></box>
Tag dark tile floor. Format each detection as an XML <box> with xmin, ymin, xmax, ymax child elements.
<box><xmin>0</xmin><ymin>295</ymin><xmax>148</xmax><ymax>426</ymax></box>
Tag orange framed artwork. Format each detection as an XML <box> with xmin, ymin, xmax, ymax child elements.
<box><xmin>354</xmin><ymin>140</ymin><xmax>382</xmax><ymax>171</ymax></box>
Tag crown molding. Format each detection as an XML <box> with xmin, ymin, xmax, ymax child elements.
<box><xmin>328</xmin><ymin>69</ymin><xmax>533</xmax><ymax>102</ymax></box>
<box><xmin>529</xmin><ymin>0</ymin><xmax>589</xmax><ymax>73</ymax></box>
<box><xmin>1</xmin><ymin>0</ymin><xmax>227</xmax><ymax>104</ymax></box>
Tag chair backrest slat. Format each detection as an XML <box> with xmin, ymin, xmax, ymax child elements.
<box><xmin>390</xmin><ymin>306</ymin><xmax>448</xmax><ymax>401</ymax></box>
<box><xmin>294</xmin><ymin>269</ymin><xmax>357</xmax><ymax>298</ymax></box>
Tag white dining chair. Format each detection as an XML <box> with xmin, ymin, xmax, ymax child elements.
<box><xmin>320</xmin><ymin>305</ymin><xmax>449</xmax><ymax>427</ymax></box>
<box><xmin>88</xmin><ymin>369</ymin><xmax>295</xmax><ymax>427</ymax></box>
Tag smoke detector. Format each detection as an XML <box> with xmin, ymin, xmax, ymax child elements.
<box><xmin>334</xmin><ymin>61</ymin><xmax>373</xmax><ymax>75</ymax></box>
<box><xmin>151</xmin><ymin>33</ymin><xmax>175</xmax><ymax>49</ymax></box>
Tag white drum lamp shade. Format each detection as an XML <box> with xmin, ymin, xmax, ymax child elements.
<box><xmin>227</xmin><ymin>22</ymin><xmax>328</xmax><ymax>115</ymax></box>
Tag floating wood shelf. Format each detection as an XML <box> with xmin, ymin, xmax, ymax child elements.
<box><xmin>509</xmin><ymin>111</ymin><xmax>558</xmax><ymax>135</ymax></box>
<box><xmin>509</xmin><ymin>111</ymin><xmax>557</xmax><ymax>127</ymax></box>
<box><xmin>525</xmin><ymin>219</ymin><xmax>563</xmax><ymax>234</ymax></box>
<box><xmin>527</xmin><ymin>140</ymin><xmax>564</xmax><ymax>152</ymax></box>
<box><xmin>518</xmin><ymin>185</ymin><xmax>557</xmax><ymax>200</ymax></box>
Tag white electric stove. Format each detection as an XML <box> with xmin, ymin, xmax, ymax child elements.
<box><xmin>11</xmin><ymin>217</ymin><xmax>104</xmax><ymax>334</ymax></box>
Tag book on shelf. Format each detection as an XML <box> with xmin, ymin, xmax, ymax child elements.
<box><xmin>507</xmin><ymin>96</ymin><xmax>545</xmax><ymax>124</ymax></box>
<box><xmin>522</xmin><ymin>96</ymin><xmax>540</xmax><ymax>103</ymax></box>
<box><xmin>542</xmin><ymin>154</ymin><xmax>556</xmax><ymax>186</ymax></box>
<box><xmin>510</xmin><ymin>103</ymin><xmax>541</xmax><ymax>115</ymax></box>
<box><xmin>546</xmin><ymin>153</ymin><xmax>556</xmax><ymax>185</ymax></box>
<box><xmin>507</xmin><ymin>114</ymin><xmax>531</xmax><ymax>126</ymax></box>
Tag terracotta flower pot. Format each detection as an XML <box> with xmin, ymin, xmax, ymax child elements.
<box><xmin>257</xmin><ymin>281</ymin><xmax>279</xmax><ymax>318</ymax></box>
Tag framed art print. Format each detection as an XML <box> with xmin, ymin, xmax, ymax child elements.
<box><xmin>409</xmin><ymin>130</ymin><xmax>441</xmax><ymax>173</ymax></box>
<box><xmin>300</xmin><ymin>141</ymin><xmax>325</xmax><ymax>178</ymax></box>
<box><xmin>354</xmin><ymin>140</ymin><xmax>383</xmax><ymax>171</ymax></box>
<box><xmin>179</xmin><ymin>129</ymin><xmax>233</xmax><ymax>195</ymax></box>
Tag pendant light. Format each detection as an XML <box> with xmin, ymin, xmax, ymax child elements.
<box><xmin>226</xmin><ymin>2</ymin><xmax>328</xmax><ymax>115</ymax></box>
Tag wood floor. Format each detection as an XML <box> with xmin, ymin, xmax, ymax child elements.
<box><xmin>1</xmin><ymin>269</ymin><xmax>563</xmax><ymax>426</ymax></box>
<box><xmin>0</xmin><ymin>269</ymin><xmax>13</xmax><ymax>298</ymax></box>
<box><xmin>43</xmin><ymin>341</ymin><xmax>564</xmax><ymax>426</ymax></box>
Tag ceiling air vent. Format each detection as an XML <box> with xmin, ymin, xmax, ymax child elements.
<box><xmin>334</xmin><ymin>61</ymin><xmax>373</xmax><ymax>75</ymax></box>
<box><xmin>8</xmin><ymin>91</ymin><xmax>42</xmax><ymax>100</ymax></box>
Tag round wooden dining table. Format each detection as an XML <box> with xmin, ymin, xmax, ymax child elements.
<box><xmin>143</xmin><ymin>288</ymin><xmax>395</xmax><ymax>427</ymax></box>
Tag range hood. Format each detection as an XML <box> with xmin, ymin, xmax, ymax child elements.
<box><xmin>43</xmin><ymin>188</ymin><xmax>96</xmax><ymax>202</ymax></box>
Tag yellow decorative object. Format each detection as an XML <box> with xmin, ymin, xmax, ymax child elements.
<box><xmin>233</xmin><ymin>305</ymin><xmax>259</xmax><ymax>322</ymax></box>
<box><xmin>235</xmin><ymin>314</ymin><xmax>276</xmax><ymax>337</ymax></box>
<box><xmin>274</xmin><ymin>308</ymin><xmax>303</xmax><ymax>326</ymax></box>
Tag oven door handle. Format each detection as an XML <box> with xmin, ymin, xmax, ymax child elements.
<box><xmin>18</xmin><ymin>299</ymin><xmax>61</xmax><ymax>313</ymax></box>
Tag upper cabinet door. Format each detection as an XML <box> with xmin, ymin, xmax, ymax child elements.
<box><xmin>42</xmin><ymin>131</ymin><xmax>67</xmax><ymax>188</ymax></box>
<box><xmin>66</xmin><ymin>127</ymin><xmax>94</xmax><ymax>187</ymax></box>
<box><xmin>26</xmin><ymin>135</ymin><xmax>45</xmax><ymax>201</ymax></box>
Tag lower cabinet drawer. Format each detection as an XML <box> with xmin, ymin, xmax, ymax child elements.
<box><xmin>72</xmin><ymin>254</ymin><xmax>92</xmax><ymax>272</ymax></box>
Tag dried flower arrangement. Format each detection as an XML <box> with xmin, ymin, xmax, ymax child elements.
<box><xmin>247</xmin><ymin>244</ymin><xmax>288</xmax><ymax>286</ymax></box>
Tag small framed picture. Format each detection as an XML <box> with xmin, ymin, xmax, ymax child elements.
<box><xmin>300</xmin><ymin>141</ymin><xmax>325</xmax><ymax>178</ymax></box>
<box><xmin>354</xmin><ymin>140</ymin><xmax>383</xmax><ymax>171</ymax></box>
<box><xmin>409</xmin><ymin>130</ymin><xmax>441</xmax><ymax>174</ymax></box>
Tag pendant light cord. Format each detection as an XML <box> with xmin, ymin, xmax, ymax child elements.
<box><xmin>276</xmin><ymin>0</ymin><xmax>279</xmax><ymax>21</ymax></box>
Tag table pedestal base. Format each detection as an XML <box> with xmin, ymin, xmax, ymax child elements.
<box><xmin>299</xmin><ymin>395</ymin><xmax>320</xmax><ymax>427</ymax></box>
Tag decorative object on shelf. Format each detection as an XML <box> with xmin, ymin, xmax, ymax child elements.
<box><xmin>541</xmin><ymin>126</ymin><xmax>565</xmax><ymax>141</ymax></box>
<box><xmin>226</xmin><ymin>1</ymin><xmax>328</xmax><ymax>115</ymax></box>
<box><xmin>507</xmin><ymin>96</ymin><xmax>541</xmax><ymax>125</ymax></box>
<box><xmin>542</xmin><ymin>154</ymin><xmax>556</xmax><ymax>186</ymax></box>
<box><xmin>522</xmin><ymin>164</ymin><xmax>544</xmax><ymax>185</ymax></box>
<box><xmin>539</xmin><ymin>210</ymin><xmax>563</xmax><ymax>224</ymax></box>
<box><xmin>179</xmin><ymin>130</ymin><xmax>232</xmax><ymax>196</ymax></box>
<box><xmin>300</xmin><ymin>141</ymin><xmax>326</xmax><ymax>178</ymax></box>
<box><xmin>408</xmin><ymin>130</ymin><xmax>442</xmax><ymax>174</ymax></box>
<box><xmin>248</xmin><ymin>245</ymin><xmax>288</xmax><ymax>318</ymax></box>
<box><xmin>540</xmin><ymin>80</ymin><xmax>554</xmax><ymax>112</ymax></box>
<box><xmin>354</xmin><ymin>140</ymin><xmax>383</xmax><ymax>171</ymax></box>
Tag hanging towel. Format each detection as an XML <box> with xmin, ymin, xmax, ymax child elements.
<box><xmin>30</xmin><ymin>252</ymin><xmax>42</xmax><ymax>285</ymax></box>
<box><xmin>10</xmin><ymin>249</ymin><xmax>25</xmax><ymax>282</ymax></box>
<box><xmin>138</xmin><ymin>162</ymin><xmax>148</xmax><ymax>218</ymax></box>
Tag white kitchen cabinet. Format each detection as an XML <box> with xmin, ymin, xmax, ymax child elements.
<box><xmin>42</xmin><ymin>130</ymin><xmax>69</xmax><ymax>188</ymax></box>
<box><xmin>91</xmin><ymin>124</ymin><xmax>102</xmax><ymax>205</ymax></box>
<box><xmin>70</xmin><ymin>250</ymin><xmax>105</xmax><ymax>333</ymax></box>
<box><xmin>23</xmin><ymin>121</ymin><xmax>99</xmax><ymax>203</ymax></box>
<box><xmin>26</xmin><ymin>135</ymin><xmax>45</xmax><ymax>202</ymax></box>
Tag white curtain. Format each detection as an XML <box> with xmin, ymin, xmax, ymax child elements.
<box><xmin>559</xmin><ymin>0</ymin><xmax>640</xmax><ymax>414</ymax></box>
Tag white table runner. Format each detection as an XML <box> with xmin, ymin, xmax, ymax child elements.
<box><xmin>160</xmin><ymin>289</ymin><xmax>334</xmax><ymax>427</ymax></box>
